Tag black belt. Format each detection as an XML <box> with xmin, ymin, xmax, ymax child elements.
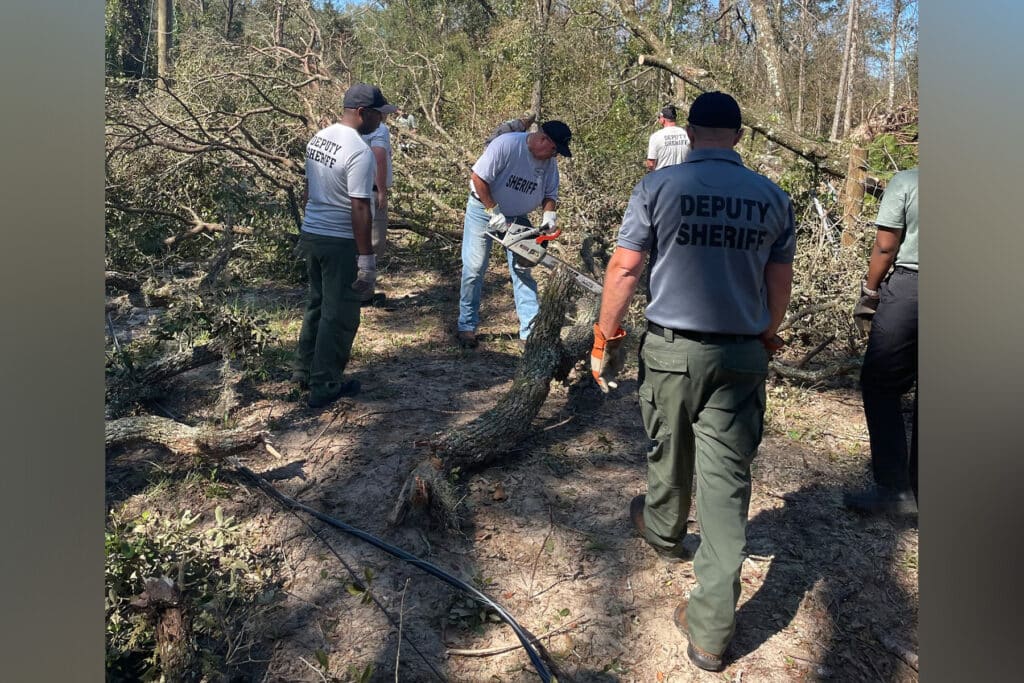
<box><xmin>647</xmin><ymin>321</ymin><xmax>758</xmax><ymax>344</ymax></box>
<box><xmin>470</xmin><ymin>191</ymin><xmax>482</xmax><ymax>202</ymax></box>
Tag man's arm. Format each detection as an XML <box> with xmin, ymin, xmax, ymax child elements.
<box><xmin>864</xmin><ymin>227</ymin><xmax>902</xmax><ymax>292</ymax></box>
<box><xmin>471</xmin><ymin>172</ymin><xmax>497</xmax><ymax>210</ymax></box>
<box><xmin>351</xmin><ymin>197</ymin><xmax>374</xmax><ymax>255</ymax></box>
<box><xmin>597</xmin><ymin>246</ymin><xmax>646</xmax><ymax>338</ymax></box>
<box><xmin>763</xmin><ymin>261</ymin><xmax>793</xmax><ymax>339</ymax></box>
<box><xmin>370</xmin><ymin>146</ymin><xmax>388</xmax><ymax>210</ymax></box>
<box><xmin>302</xmin><ymin>177</ymin><xmax>308</xmax><ymax>205</ymax></box>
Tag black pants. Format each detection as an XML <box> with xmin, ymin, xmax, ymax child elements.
<box><xmin>860</xmin><ymin>267</ymin><xmax>918</xmax><ymax>498</ymax></box>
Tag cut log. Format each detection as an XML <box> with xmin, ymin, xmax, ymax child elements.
<box><xmin>106</xmin><ymin>415</ymin><xmax>266</xmax><ymax>456</ymax></box>
<box><xmin>107</xmin><ymin>345</ymin><xmax>223</xmax><ymax>417</ymax></box>
<box><xmin>390</xmin><ymin>269</ymin><xmax>598</xmax><ymax>528</ymax></box>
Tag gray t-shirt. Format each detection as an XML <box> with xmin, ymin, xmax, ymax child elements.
<box><xmin>302</xmin><ymin>123</ymin><xmax>375</xmax><ymax>239</ymax></box>
<box><xmin>646</xmin><ymin>126</ymin><xmax>691</xmax><ymax>169</ymax></box>
<box><xmin>470</xmin><ymin>132</ymin><xmax>559</xmax><ymax>217</ymax></box>
<box><xmin>617</xmin><ymin>148</ymin><xmax>796</xmax><ymax>335</ymax></box>
<box><xmin>876</xmin><ymin>167</ymin><xmax>918</xmax><ymax>270</ymax></box>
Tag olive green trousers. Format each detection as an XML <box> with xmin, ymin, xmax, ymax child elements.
<box><xmin>638</xmin><ymin>329</ymin><xmax>768</xmax><ymax>655</ymax></box>
<box><xmin>293</xmin><ymin>233</ymin><xmax>361</xmax><ymax>399</ymax></box>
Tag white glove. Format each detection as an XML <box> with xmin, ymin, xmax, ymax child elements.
<box><xmin>487</xmin><ymin>207</ymin><xmax>508</xmax><ymax>232</ymax></box>
<box><xmin>541</xmin><ymin>211</ymin><xmax>557</xmax><ymax>233</ymax></box>
<box><xmin>352</xmin><ymin>254</ymin><xmax>377</xmax><ymax>294</ymax></box>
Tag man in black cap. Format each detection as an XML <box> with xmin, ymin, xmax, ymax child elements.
<box><xmin>292</xmin><ymin>82</ymin><xmax>397</xmax><ymax>409</ymax></box>
<box><xmin>591</xmin><ymin>91</ymin><xmax>795</xmax><ymax>671</ymax></box>
<box><xmin>456</xmin><ymin>120</ymin><xmax>572</xmax><ymax>348</ymax></box>
<box><xmin>645</xmin><ymin>104</ymin><xmax>690</xmax><ymax>171</ymax></box>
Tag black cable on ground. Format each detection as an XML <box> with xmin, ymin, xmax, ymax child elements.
<box><xmin>229</xmin><ymin>458</ymin><xmax>555</xmax><ymax>683</ymax></box>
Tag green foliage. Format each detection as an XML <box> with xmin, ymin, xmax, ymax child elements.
<box><xmin>866</xmin><ymin>126</ymin><xmax>919</xmax><ymax>178</ymax></box>
<box><xmin>105</xmin><ymin>506</ymin><xmax>279</xmax><ymax>680</ymax></box>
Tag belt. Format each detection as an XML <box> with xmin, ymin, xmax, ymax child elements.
<box><xmin>470</xmin><ymin>191</ymin><xmax>482</xmax><ymax>202</ymax></box>
<box><xmin>647</xmin><ymin>321</ymin><xmax>758</xmax><ymax>344</ymax></box>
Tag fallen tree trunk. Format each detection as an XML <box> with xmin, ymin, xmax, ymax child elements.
<box><xmin>390</xmin><ymin>269</ymin><xmax>598</xmax><ymax>529</ymax></box>
<box><xmin>107</xmin><ymin>345</ymin><xmax>223</xmax><ymax>417</ymax></box>
<box><xmin>105</xmin><ymin>415</ymin><xmax>266</xmax><ymax>456</ymax></box>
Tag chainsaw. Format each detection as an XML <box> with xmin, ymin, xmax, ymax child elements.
<box><xmin>485</xmin><ymin>221</ymin><xmax>604</xmax><ymax>295</ymax></box>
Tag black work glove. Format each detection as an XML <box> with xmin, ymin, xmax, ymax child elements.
<box><xmin>853</xmin><ymin>294</ymin><xmax>880</xmax><ymax>335</ymax></box>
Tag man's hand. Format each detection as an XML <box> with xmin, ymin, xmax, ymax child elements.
<box><xmin>540</xmin><ymin>210</ymin><xmax>557</xmax><ymax>234</ymax></box>
<box><xmin>352</xmin><ymin>254</ymin><xmax>377</xmax><ymax>294</ymax></box>
<box><xmin>376</xmin><ymin>192</ymin><xmax>388</xmax><ymax>212</ymax></box>
<box><xmin>759</xmin><ymin>331</ymin><xmax>785</xmax><ymax>355</ymax></box>
<box><xmin>486</xmin><ymin>208</ymin><xmax>507</xmax><ymax>232</ymax></box>
<box><xmin>591</xmin><ymin>324</ymin><xmax>628</xmax><ymax>393</ymax></box>
<box><xmin>853</xmin><ymin>295</ymin><xmax>880</xmax><ymax>335</ymax></box>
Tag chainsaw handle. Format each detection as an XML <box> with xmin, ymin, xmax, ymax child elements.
<box><xmin>536</xmin><ymin>227</ymin><xmax>561</xmax><ymax>244</ymax></box>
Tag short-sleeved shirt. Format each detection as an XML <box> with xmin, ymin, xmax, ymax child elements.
<box><xmin>617</xmin><ymin>148</ymin><xmax>796</xmax><ymax>335</ymax></box>
<box><xmin>646</xmin><ymin>126</ymin><xmax>691</xmax><ymax>170</ymax></box>
<box><xmin>469</xmin><ymin>132</ymin><xmax>559</xmax><ymax>217</ymax></box>
<box><xmin>875</xmin><ymin>167</ymin><xmax>918</xmax><ymax>270</ymax></box>
<box><xmin>361</xmin><ymin>123</ymin><xmax>393</xmax><ymax>188</ymax></box>
<box><xmin>484</xmin><ymin>118</ymin><xmax>528</xmax><ymax>146</ymax></box>
<box><xmin>302</xmin><ymin>123</ymin><xmax>376</xmax><ymax>239</ymax></box>
<box><xmin>394</xmin><ymin>114</ymin><xmax>416</xmax><ymax>131</ymax></box>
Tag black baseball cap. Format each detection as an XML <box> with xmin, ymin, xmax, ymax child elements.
<box><xmin>343</xmin><ymin>83</ymin><xmax>398</xmax><ymax>113</ymax></box>
<box><xmin>541</xmin><ymin>120</ymin><xmax>573</xmax><ymax>157</ymax></box>
<box><xmin>660</xmin><ymin>105</ymin><xmax>677</xmax><ymax>121</ymax></box>
<box><xmin>687</xmin><ymin>91</ymin><xmax>742</xmax><ymax>130</ymax></box>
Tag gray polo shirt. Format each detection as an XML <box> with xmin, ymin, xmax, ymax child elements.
<box><xmin>617</xmin><ymin>148</ymin><xmax>796</xmax><ymax>335</ymax></box>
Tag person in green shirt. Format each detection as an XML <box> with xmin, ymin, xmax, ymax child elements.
<box><xmin>846</xmin><ymin>167</ymin><xmax>919</xmax><ymax>514</ymax></box>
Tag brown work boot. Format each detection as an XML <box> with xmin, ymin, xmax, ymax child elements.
<box><xmin>456</xmin><ymin>331</ymin><xmax>479</xmax><ymax>349</ymax></box>
<box><xmin>673</xmin><ymin>601</ymin><xmax>726</xmax><ymax>672</ymax></box>
<box><xmin>629</xmin><ymin>495</ymin><xmax>690</xmax><ymax>564</ymax></box>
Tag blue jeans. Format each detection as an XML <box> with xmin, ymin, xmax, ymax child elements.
<box><xmin>458</xmin><ymin>195</ymin><xmax>540</xmax><ymax>339</ymax></box>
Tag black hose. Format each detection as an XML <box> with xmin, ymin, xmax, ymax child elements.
<box><xmin>232</xmin><ymin>461</ymin><xmax>554</xmax><ymax>683</ymax></box>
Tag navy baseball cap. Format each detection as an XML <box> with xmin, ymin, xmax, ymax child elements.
<box><xmin>541</xmin><ymin>120</ymin><xmax>573</xmax><ymax>157</ymax></box>
<box><xmin>343</xmin><ymin>83</ymin><xmax>398</xmax><ymax>113</ymax></box>
<box><xmin>687</xmin><ymin>91</ymin><xmax>742</xmax><ymax>130</ymax></box>
<box><xmin>660</xmin><ymin>105</ymin><xmax>677</xmax><ymax>121</ymax></box>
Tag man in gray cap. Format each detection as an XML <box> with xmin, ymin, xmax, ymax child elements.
<box><xmin>293</xmin><ymin>82</ymin><xmax>396</xmax><ymax>409</ymax></box>
<box><xmin>591</xmin><ymin>91</ymin><xmax>795</xmax><ymax>671</ymax></box>
<box><xmin>645</xmin><ymin>104</ymin><xmax>690</xmax><ymax>171</ymax></box>
<box><xmin>456</xmin><ymin>120</ymin><xmax>572</xmax><ymax>348</ymax></box>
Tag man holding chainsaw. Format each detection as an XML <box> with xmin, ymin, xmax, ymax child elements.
<box><xmin>591</xmin><ymin>92</ymin><xmax>794</xmax><ymax>672</ymax></box>
<box><xmin>456</xmin><ymin>120</ymin><xmax>573</xmax><ymax>348</ymax></box>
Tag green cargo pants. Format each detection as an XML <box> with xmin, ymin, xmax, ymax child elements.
<box><xmin>293</xmin><ymin>233</ymin><xmax>361</xmax><ymax>399</ymax></box>
<box><xmin>638</xmin><ymin>329</ymin><xmax>768</xmax><ymax>656</ymax></box>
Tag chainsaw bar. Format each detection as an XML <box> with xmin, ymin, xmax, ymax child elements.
<box><xmin>486</xmin><ymin>229</ymin><xmax>603</xmax><ymax>295</ymax></box>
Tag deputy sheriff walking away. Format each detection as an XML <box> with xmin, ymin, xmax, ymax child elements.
<box><xmin>645</xmin><ymin>104</ymin><xmax>690</xmax><ymax>171</ymax></box>
<box><xmin>591</xmin><ymin>92</ymin><xmax>795</xmax><ymax>672</ymax></box>
<box><xmin>292</xmin><ymin>83</ymin><xmax>397</xmax><ymax>409</ymax></box>
<box><xmin>456</xmin><ymin>120</ymin><xmax>573</xmax><ymax>349</ymax></box>
<box><xmin>845</xmin><ymin>167</ymin><xmax>919</xmax><ymax>514</ymax></box>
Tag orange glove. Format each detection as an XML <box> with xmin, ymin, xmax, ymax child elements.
<box><xmin>591</xmin><ymin>324</ymin><xmax>627</xmax><ymax>393</ymax></box>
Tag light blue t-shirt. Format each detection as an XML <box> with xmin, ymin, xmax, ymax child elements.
<box><xmin>470</xmin><ymin>132</ymin><xmax>559</xmax><ymax>217</ymax></box>
<box><xmin>617</xmin><ymin>148</ymin><xmax>796</xmax><ymax>335</ymax></box>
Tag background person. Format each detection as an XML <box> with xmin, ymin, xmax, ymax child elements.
<box><xmin>361</xmin><ymin>112</ymin><xmax>394</xmax><ymax>305</ymax></box>
<box><xmin>645</xmin><ymin>104</ymin><xmax>690</xmax><ymax>171</ymax></box>
<box><xmin>591</xmin><ymin>92</ymin><xmax>794</xmax><ymax>672</ymax></box>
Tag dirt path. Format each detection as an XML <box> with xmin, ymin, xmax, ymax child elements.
<box><xmin>107</xmin><ymin>236</ymin><xmax>918</xmax><ymax>682</ymax></box>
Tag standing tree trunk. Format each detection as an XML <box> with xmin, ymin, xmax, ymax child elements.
<box><xmin>530</xmin><ymin>0</ymin><xmax>552</xmax><ymax>120</ymax></box>
<box><xmin>841</xmin><ymin>144</ymin><xmax>867</xmax><ymax>246</ymax></box>
<box><xmin>843</xmin><ymin>6</ymin><xmax>859</xmax><ymax>137</ymax></box>
<box><xmin>274</xmin><ymin>0</ymin><xmax>286</xmax><ymax>47</ymax></box>
<box><xmin>749</xmin><ymin>0</ymin><xmax>791</xmax><ymax>124</ymax></box>
<box><xmin>156</xmin><ymin>0</ymin><xmax>173</xmax><ymax>88</ymax></box>
<box><xmin>888</xmin><ymin>0</ymin><xmax>902</xmax><ymax>111</ymax></box>
<box><xmin>830</xmin><ymin>0</ymin><xmax>858</xmax><ymax>141</ymax></box>
<box><xmin>795</xmin><ymin>1</ymin><xmax>809</xmax><ymax>132</ymax></box>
